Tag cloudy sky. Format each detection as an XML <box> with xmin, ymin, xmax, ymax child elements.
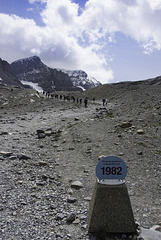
<box><xmin>0</xmin><ymin>0</ymin><xmax>161</xmax><ymax>84</ymax></box>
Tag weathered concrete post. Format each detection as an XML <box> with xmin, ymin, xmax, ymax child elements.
<box><xmin>88</xmin><ymin>156</ymin><xmax>136</xmax><ymax>234</ymax></box>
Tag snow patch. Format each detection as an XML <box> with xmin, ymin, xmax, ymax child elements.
<box><xmin>20</xmin><ymin>80</ymin><xmax>43</xmax><ymax>92</ymax></box>
<box><xmin>57</xmin><ymin>69</ymin><xmax>101</xmax><ymax>90</ymax></box>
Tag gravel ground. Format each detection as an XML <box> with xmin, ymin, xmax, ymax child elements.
<box><xmin>0</xmin><ymin>86</ymin><xmax>161</xmax><ymax>240</ymax></box>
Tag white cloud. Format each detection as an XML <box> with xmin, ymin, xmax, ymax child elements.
<box><xmin>28</xmin><ymin>0</ymin><xmax>46</xmax><ymax>4</ymax></box>
<box><xmin>80</xmin><ymin>0</ymin><xmax>161</xmax><ymax>53</ymax></box>
<box><xmin>0</xmin><ymin>0</ymin><xmax>161</xmax><ymax>84</ymax></box>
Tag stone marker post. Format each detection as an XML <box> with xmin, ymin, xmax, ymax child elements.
<box><xmin>88</xmin><ymin>155</ymin><xmax>136</xmax><ymax>234</ymax></box>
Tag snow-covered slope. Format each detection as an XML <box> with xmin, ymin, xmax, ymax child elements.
<box><xmin>57</xmin><ymin>69</ymin><xmax>101</xmax><ymax>91</ymax></box>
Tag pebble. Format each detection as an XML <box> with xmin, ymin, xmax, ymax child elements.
<box><xmin>137</xmin><ymin>151</ymin><xmax>143</xmax><ymax>155</ymax></box>
<box><xmin>73</xmin><ymin>218</ymin><xmax>80</xmax><ymax>224</ymax></box>
<box><xmin>119</xmin><ymin>121</ymin><xmax>132</xmax><ymax>128</ymax></box>
<box><xmin>67</xmin><ymin>197</ymin><xmax>77</xmax><ymax>203</ymax></box>
<box><xmin>8</xmin><ymin>155</ymin><xmax>17</xmax><ymax>160</ymax></box>
<box><xmin>80</xmin><ymin>215</ymin><xmax>87</xmax><ymax>220</ymax></box>
<box><xmin>17</xmin><ymin>154</ymin><xmax>31</xmax><ymax>160</ymax></box>
<box><xmin>66</xmin><ymin>212</ymin><xmax>76</xmax><ymax>223</ymax></box>
<box><xmin>69</xmin><ymin>146</ymin><xmax>75</xmax><ymax>150</ymax></box>
<box><xmin>84</xmin><ymin>197</ymin><xmax>91</xmax><ymax>201</ymax></box>
<box><xmin>98</xmin><ymin>155</ymin><xmax>105</xmax><ymax>160</ymax></box>
<box><xmin>67</xmin><ymin>188</ymin><xmax>73</xmax><ymax>195</ymax></box>
<box><xmin>0</xmin><ymin>151</ymin><xmax>12</xmax><ymax>157</ymax></box>
<box><xmin>71</xmin><ymin>181</ymin><xmax>83</xmax><ymax>189</ymax></box>
<box><xmin>137</xmin><ymin>129</ymin><xmax>144</xmax><ymax>134</ymax></box>
<box><xmin>74</xmin><ymin>117</ymin><xmax>79</xmax><ymax>121</ymax></box>
<box><xmin>38</xmin><ymin>161</ymin><xmax>48</xmax><ymax>166</ymax></box>
<box><xmin>55</xmin><ymin>214</ymin><xmax>65</xmax><ymax>221</ymax></box>
<box><xmin>0</xmin><ymin>131</ymin><xmax>8</xmax><ymax>135</ymax></box>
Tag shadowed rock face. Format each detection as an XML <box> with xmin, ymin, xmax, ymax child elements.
<box><xmin>11</xmin><ymin>56</ymin><xmax>81</xmax><ymax>92</ymax></box>
<box><xmin>0</xmin><ymin>58</ymin><xmax>23</xmax><ymax>87</ymax></box>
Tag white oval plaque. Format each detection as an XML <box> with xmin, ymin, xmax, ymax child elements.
<box><xmin>96</xmin><ymin>155</ymin><xmax>127</xmax><ymax>181</ymax></box>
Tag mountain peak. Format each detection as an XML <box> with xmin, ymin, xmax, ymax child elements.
<box><xmin>58</xmin><ymin>69</ymin><xmax>101</xmax><ymax>90</ymax></box>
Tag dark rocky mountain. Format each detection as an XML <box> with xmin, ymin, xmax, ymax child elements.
<box><xmin>0</xmin><ymin>58</ymin><xmax>23</xmax><ymax>87</ymax></box>
<box><xmin>11</xmin><ymin>56</ymin><xmax>81</xmax><ymax>92</ymax></box>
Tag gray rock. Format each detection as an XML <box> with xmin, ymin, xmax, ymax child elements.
<box><xmin>140</xmin><ymin>227</ymin><xmax>161</xmax><ymax>240</ymax></box>
<box><xmin>73</xmin><ymin>218</ymin><xmax>80</xmax><ymax>224</ymax></box>
<box><xmin>150</xmin><ymin>225</ymin><xmax>161</xmax><ymax>232</ymax></box>
<box><xmin>50</xmin><ymin>204</ymin><xmax>57</xmax><ymax>209</ymax></box>
<box><xmin>119</xmin><ymin>122</ymin><xmax>132</xmax><ymax>128</ymax></box>
<box><xmin>71</xmin><ymin>181</ymin><xmax>83</xmax><ymax>189</ymax></box>
<box><xmin>67</xmin><ymin>197</ymin><xmax>77</xmax><ymax>203</ymax></box>
<box><xmin>0</xmin><ymin>131</ymin><xmax>8</xmax><ymax>135</ymax></box>
<box><xmin>67</xmin><ymin>188</ymin><xmax>73</xmax><ymax>195</ymax></box>
<box><xmin>137</xmin><ymin>129</ymin><xmax>144</xmax><ymax>134</ymax></box>
<box><xmin>36</xmin><ymin>180</ymin><xmax>46</xmax><ymax>186</ymax></box>
<box><xmin>37</xmin><ymin>129</ymin><xmax>46</xmax><ymax>138</ymax></box>
<box><xmin>0</xmin><ymin>151</ymin><xmax>13</xmax><ymax>157</ymax></box>
<box><xmin>74</xmin><ymin>117</ymin><xmax>79</xmax><ymax>121</ymax></box>
<box><xmin>84</xmin><ymin>197</ymin><xmax>91</xmax><ymax>201</ymax></box>
<box><xmin>66</xmin><ymin>212</ymin><xmax>76</xmax><ymax>223</ymax></box>
<box><xmin>69</xmin><ymin>146</ymin><xmax>75</xmax><ymax>150</ymax></box>
<box><xmin>55</xmin><ymin>214</ymin><xmax>65</xmax><ymax>221</ymax></box>
<box><xmin>79</xmin><ymin>215</ymin><xmax>87</xmax><ymax>220</ymax></box>
<box><xmin>38</xmin><ymin>161</ymin><xmax>48</xmax><ymax>166</ymax></box>
<box><xmin>17</xmin><ymin>154</ymin><xmax>31</xmax><ymax>160</ymax></box>
<box><xmin>8</xmin><ymin>155</ymin><xmax>17</xmax><ymax>160</ymax></box>
<box><xmin>45</xmin><ymin>130</ymin><xmax>52</xmax><ymax>136</ymax></box>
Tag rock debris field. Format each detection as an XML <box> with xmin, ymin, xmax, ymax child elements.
<box><xmin>0</xmin><ymin>85</ymin><xmax>161</xmax><ymax>240</ymax></box>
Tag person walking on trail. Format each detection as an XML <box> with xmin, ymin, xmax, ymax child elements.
<box><xmin>105</xmin><ymin>98</ymin><xmax>108</xmax><ymax>106</ymax></box>
<box><xmin>102</xmin><ymin>98</ymin><xmax>105</xmax><ymax>106</ymax></box>
<box><xmin>84</xmin><ymin>97</ymin><xmax>88</xmax><ymax>107</ymax></box>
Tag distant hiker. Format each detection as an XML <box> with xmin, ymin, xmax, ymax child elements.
<box><xmin>72</xmin><ymin>96</ymin><xmax>75</xmax><ymax>103</ymax></box>
<box><xmin>102</xmin><ymin>98</ymin><xmax>105</xmax><ymax>106</ymax></box>
<box><xmin>67</xmin><ymin>95</ymin><xmax>70</xmax><ymax>101</ymax></box>
<box><xmin>105</xmin><ymin>98</ymin><xmax>108</xmax><ymax>106</ymax></box>
<box><xmin>80</xmin><ymin>98</ymin><xmax>82</xmax><ymax>104</ymax></box>
<box><xmin>84</xmin><ymin>97</ymin><xmax>88</xmax><ymax>107</ymax></box>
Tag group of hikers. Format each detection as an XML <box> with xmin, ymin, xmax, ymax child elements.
<box><xmin>38</xmin><ymin>90</ymin><xmax>108</xmax><ymax>108</ymax></box>
<box><xmin>38</xmin><ymin>91</ymin><xmax>90</xmax><ymax>108</ymax></box>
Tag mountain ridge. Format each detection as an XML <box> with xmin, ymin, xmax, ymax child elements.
<box><xmin>0</xmin><ymin>58</ymin><xmax>23</xmax><ymax>88</ymax></box>
<box><xmin>11</xmin><ymin>56</ymin><xmax>102</xmax><ymax>92</ymax></box>
<box><xmin>11</xmin><ymin>56</ymin><xmax>81</xmax><ymax>92</ymax></box>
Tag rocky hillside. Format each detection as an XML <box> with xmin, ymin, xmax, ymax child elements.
<box><xmin>58</xmin><ymin>69</ymin><xmax>101</xmax><ymax>91</ymax></box>
<box><xmin>11</xmin><ymin>56</ymin><xmax>80</xmax><ymax>92</ymax></box>
<box><xmin>0</xmin><ymin>81</ymin><xmax>161</xmax><ymax>240</ymax></box>
<box><xmin>80</xmin><ymin>77</ymin><xmax>161</xmax><ymax>100</ymax></box>
<box><xmin>0</xmin><ymin>58</ymin><xmax>23</xmax><ymax>87</ymax></box>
